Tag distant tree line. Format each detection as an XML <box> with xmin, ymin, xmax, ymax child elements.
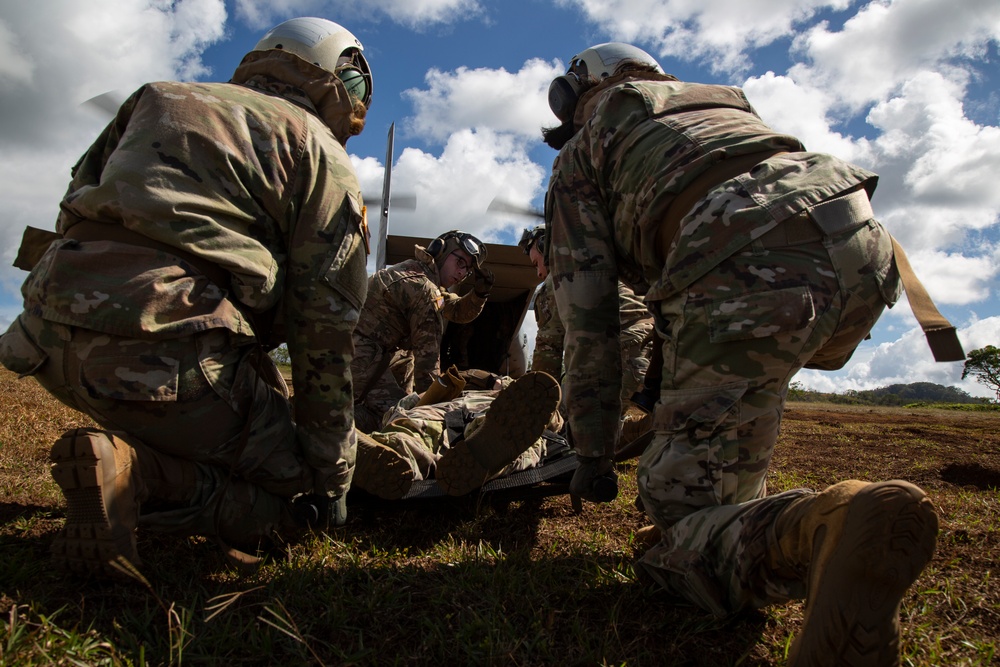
<box><xmin>787</xmin><ymin>381</ymin><xmax>993</xmax><ymax>406</ymax></box>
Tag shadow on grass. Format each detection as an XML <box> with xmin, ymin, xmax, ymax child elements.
<box><xmin>1</xmin><ymin>500</ymin><xmax>778</xmax><ymax>666</ymax></box>
<box><xmin>940</xmin><ymin>462</ymin><xmax>1000</xmax><ymax>490</ymax></box>
<box><xmin>0</xmin><ymin>501</ymin><xmax>53</xmax><ymax>525</ymax></box>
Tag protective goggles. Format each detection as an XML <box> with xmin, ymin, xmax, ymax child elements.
<box><xmin>456</xmin><ymin>232</ymin><xmax>487</xmax><ymax>265</ymax></box>
<box><xmin>518</xmin><ymin>227</ymin><xmax>545</xmax><ymax>255</ymax></box>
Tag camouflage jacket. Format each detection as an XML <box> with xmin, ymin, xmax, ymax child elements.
<box><xmin>382</xmin><ymin>378</ymin><xmax>557</xmax><ymax>473</ymax></box>
<box><xmin>18</xmin><ymin>49</ymin><xmax>369</xmax><ymax>493</ymax></box>
<box><xmin>546</xmin><ymin>75</ymin><xmax>877</xmax><ymax>457</ymax></box>
<box><xmin>354</xmin><ymin>245</ymin><xmax>486</xmax><ymax>392</ymax></box>
<box><xmin>532</xmin><ymin>277</ymin><xmax>652</xmax><ymax>379</ymax></box>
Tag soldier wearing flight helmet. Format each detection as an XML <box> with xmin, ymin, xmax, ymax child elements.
<box><xmin>0</xmin><ymin>16</ymin><xmax>375</xmax><ymax>578</ymax></box>
<box><xmin>351</xmin><ymin>230</ymin><xmax>494</xmax><ymax>433</ymax></box>
<box><xmin>542</xmin><ymin>40</ymin><xmax>941</xmax><ymax>665</ymax></box>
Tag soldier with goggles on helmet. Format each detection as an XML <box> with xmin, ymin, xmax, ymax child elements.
<box><xmin>0</xmin><ymin>16</ymin><xmax>378</xmax><ymax>578</ymax></box>
<box><xmin>351</xmin><ymin>230</ymin><xmax>494</xmax><ymax>433</ymax></box>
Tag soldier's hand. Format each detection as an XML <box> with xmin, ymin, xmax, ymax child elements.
<box><xmin>473</xmin><ymin>265</ymin><xmax>494</xmax><ymax>297</ymax></box>
<box><xmin>294</xmin><ymin>492</ymin><xmax>347</xmax><ymax>531</ymax></box>
<box><xmin>570</xmin><ymin>455</ymin><xmax>618</xmax><ymax>503</ymax></box>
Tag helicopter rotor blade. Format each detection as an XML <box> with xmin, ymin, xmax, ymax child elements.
<box><xmin>362</xmin><ymin>192</ymin><xmax>416</xmax><ymax>211</ymax></box>
<box><xmin>82</xmin><ymin>90</ymin><xmax>127</xmax><ymax>118</ymax></box>
<box><xmin>486</xmin><ymin>196</ymin><xmax>543</xmax><ymax>218</ymax></box>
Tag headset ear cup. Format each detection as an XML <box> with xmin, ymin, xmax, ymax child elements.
<box><xmin>427</xmin><ymin>237</ymin><xmax>443</xmax><ymax>257</ymax></box>
<box><xmin>548</xmin><ymin>76</ymin><xmax>580</xmax><ymax>122</ymax></box>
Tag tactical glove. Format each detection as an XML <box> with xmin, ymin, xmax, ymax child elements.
<box><xmin>569</xmin><ymin>454</ymin><xmax>618</xmax><ymax>503</ymax></box>
<box><xmin>294</xmin><ymin>492</ymin><xmax>348</xmax><ymax>531</ymax></box>
<box><xmin>473</xmin><ymin>266</ymin><xmax>494</xmax><ymax>297</ymax></box>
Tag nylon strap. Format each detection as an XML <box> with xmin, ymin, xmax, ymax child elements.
<box><xmin>888</xmin><ymin>235</ymin><xmax>965</xmax><ymax>362</ymax></box>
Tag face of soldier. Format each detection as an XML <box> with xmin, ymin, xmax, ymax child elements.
<box><xmin>529</xmin><ymin>245</ymin><xmax>548</xmax><ymax>280</ymax></box>
<box><xmin>439</xmin><ymin>248</ymin><xmax>475</xmax><ymax>288</ymax></box>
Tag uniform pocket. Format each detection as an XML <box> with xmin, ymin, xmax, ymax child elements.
<box><xmin>707</xmin><ymin>286</ymin><xmax>815</xmax><ymax>343</ymax></box>
<box><xmin>79</xmin><ymin>353</ymin><xmax>179</xmax><ymax>401</ymax></box>
<box><xmin>643</xmin><ymin>381</ymin><xmax>749</xmax><ymax>511</ymax></box>
<box><xmin>0</xmin><ymin>316</ymin><xmax>48</xmax><ymax>377</ymax></box>
<box><xmin>321</xmin><ymin>192</ymin><xmax>369</xmax><ymax>312</ymax></box>
<box><xmin>877</xmin><ymin>254</ymin><xmax>903</xmax><ymax>307</ymax></box>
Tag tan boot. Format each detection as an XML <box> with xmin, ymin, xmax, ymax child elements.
<box><xmin>435</xmin><ymin>371</ymin><xmax>561</xmax><ymax>496</ymax></box>
<box><xmin>772</xmin><ymin>480</ymin><xmax>938</xmax><ymax>667</ymax></box>
<box><xmin>352</xmin><ymin>431</ymin><xmax>415</xmax><ymax>499</ymax></box>
<box><xmin>619</xmin><ymin>400</ymin><xmax>652</xmax><ymax>449</ymax></box>
<box><xmin>49</xmin><ymin>428</ymin><xmax>148</xmax><ymax>580</ymax></box>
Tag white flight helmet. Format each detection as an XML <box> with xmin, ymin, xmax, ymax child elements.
<box><xmin>548</xmin><ymin>42</ymin><xmax>661</xmax><ymax>122</ymax></box>
<box><xmin>254</xmin><ymin>17</ymin><xmax>372</xmax><ymax>108</ymax></box>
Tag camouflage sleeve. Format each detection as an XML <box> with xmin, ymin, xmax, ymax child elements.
<box><xmin>57</xmin><ymin>89</ymin><xmax>145</xmax><ymax>230</ymax></box>
<box><xmin>531</xmin><ymin>279</ymin><xmax>565</xmax><ymax>378</ymax></box>
<box><xmin>284</xmin><ymin>132</ymin><xmax>369</xmax><ymax>497</ymax></box>
<box><xmin>440</xmin><ymin>289</ymin><xmax>486</xmax><ymax>324</ymax></box>
<box><xmin>547</xmin><ymin>128</ymin><xmax>624</xmax><ymax>460</ymax></box>
<box><xmin>618</xmin><ymin>281</ymin><xmax>654</xmax><ymax>347</ymax></box>
<box><xmin>397</xmin><ymin>277</ymin><xmax>446</xmax><ymax>394</ymax></box>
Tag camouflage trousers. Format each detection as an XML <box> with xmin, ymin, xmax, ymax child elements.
<box><xmin>636</xmin><ymin>213</ymin><xmax>901</xmax><ymax>617</ymax></box>
<box><xmin>351</xmin><ymin>335</ymin><xmax>408</xmax><ymax>433</ymax></box>
<box><xmin>0</xmin><ymin>312</ymin><xmax>312</xmax><ymax>545</ymax></box>
<box><xmin>621</xmin><ymin>333</ymin><xmax>652</xmax><ymax>402</ymax></box>
<box><xmin>370</xmin><ymin>385</ymin><xmax>560</xmax><ymax>481</ymax></box>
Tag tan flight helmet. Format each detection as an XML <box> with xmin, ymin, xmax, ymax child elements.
<box><xmin>518</xmin><ymin>226</ymin><xmax>545</xmax><ymax>255</ymax></box>
<box><xmin>254</xmin><ymin>16</ymin><xmax>373</xmax><ymax>108</ymax></box>
<box><xmin>426</xmin><ymin>230</ymin><xmax>488</xmax><ymax>271</ymax></box>
<box><xmin>548</xmin><ymin>42</ymin><xmax>661</xmax><ymax>122</ymax></box>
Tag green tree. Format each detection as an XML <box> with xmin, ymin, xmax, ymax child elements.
<box><xmin>269</xmin><ymin>344</ymin><xmax>290</xmax><ymax>366</ymax></box>
<box><xmin>962</xmin><ymin>345</ymin><xmax>1000</xmax><ymax>402</ymax></box>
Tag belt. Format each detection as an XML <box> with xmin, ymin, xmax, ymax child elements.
<box><xmin>756</xmin><ymin>188</ymin><xmax>873</xmax><ymax>249</ymax></box>
<box><xmin>658</xmin><ymin>149</ymin><xmax>789</xmax><ymax>257</ymax></box>
<box><xmin>63</xmin><ymin>220</ymin><xmax>231</xmax><ymax>289</ymax></box>
<box><xmin>63</xmin><ymin>220</ymin><xmax>279</xmax><ymax>345</ymax></box>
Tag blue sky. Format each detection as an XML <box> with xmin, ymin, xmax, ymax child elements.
<box><xmin>1</xmin><ymin>0</ymin><xmax>999</xmax><ymax>398</ymax></box>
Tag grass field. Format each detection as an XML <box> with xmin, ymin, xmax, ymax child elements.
<box><xmin>1</xmin><ymin>367</ymin><xmax>998</xmax><ymax>665</ymax></box>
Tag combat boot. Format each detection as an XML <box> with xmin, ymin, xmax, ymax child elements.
<box><xmin>771</xmin><ymin>480</ymin><xmax>938</xmax><ymax>667</ymax></box>
<box><xmin>620</xmin><ymin>399</ymin><xmax>652</xmax><ymax>450</ymax></box>
<box><xmin>49</xmin><ymin>428</ymin><xmax>148</xmax><ymax>580</ymax></box>
<box><xmin>352</xmin><ymin>431</ymin><xmax>416</xmax><ymax>499</ymax></box>
<box><xmin>435</xmin><ymin>371</ymin><xmax>561</xmax><ymax>496</ymax></box>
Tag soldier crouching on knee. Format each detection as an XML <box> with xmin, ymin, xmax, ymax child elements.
<box><xmin>0</xmin><ymin>16</ymin><xmax>375</xmax><ymax>579</ymax></box>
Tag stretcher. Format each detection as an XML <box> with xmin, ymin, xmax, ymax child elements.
<box><xmin>350</xmin><ymin>428</ymin><xmax>653</xmax><ymax>511</ymax></box>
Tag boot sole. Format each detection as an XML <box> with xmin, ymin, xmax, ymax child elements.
<box><xmin>789</xmin><ymin>480</ymin><xmax>938</xmax><ymax>667</ymax></box>
<box><xmin>49</xmin><ymin>429</ymin><xmax>142</xmax><ymax>580</ymax></box>
<box><xmin>436</xmin><ymin>372</ymin><xmax>561</xmax><ymax>496</ymax></box>
<box><xmin>353</xmin><ymin>434</ymin><xmax>415</xmax><ymax>500</ymax></box>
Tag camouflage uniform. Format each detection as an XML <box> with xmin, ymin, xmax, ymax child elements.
<box><xmin>352</xmin><ymin>246</ymin><xmax>486</xmax><ymax>431</ymax></box>
<box><xmin>546</xmin><ymin>74</ymin><xmax>902</xmax><ymax>616</ymax></box>
<box><xmin>0</xmin><ymin>48</ymin><xmax>369</xmax><ymax>544</ymax></box>
<box><xmin>531</xmin><ymin>277</ymin><xmax>652</xmax><ymax>402</ymax></box>
<box><xmin>368</xmin><ymin>379</ymin><xmax>562</xmax><ymax>482</ymax></box>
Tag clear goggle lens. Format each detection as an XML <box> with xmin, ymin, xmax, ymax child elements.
<box><xmin>459</xmin><ymin>234</ymin><xmax>487</xmax><ymax>263</ymax></box>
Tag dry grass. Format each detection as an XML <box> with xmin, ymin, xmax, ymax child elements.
<box><xmin>0</xmin><ymin>369</ymin><xmax>997</xmax><ymax>665</ymax></box>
